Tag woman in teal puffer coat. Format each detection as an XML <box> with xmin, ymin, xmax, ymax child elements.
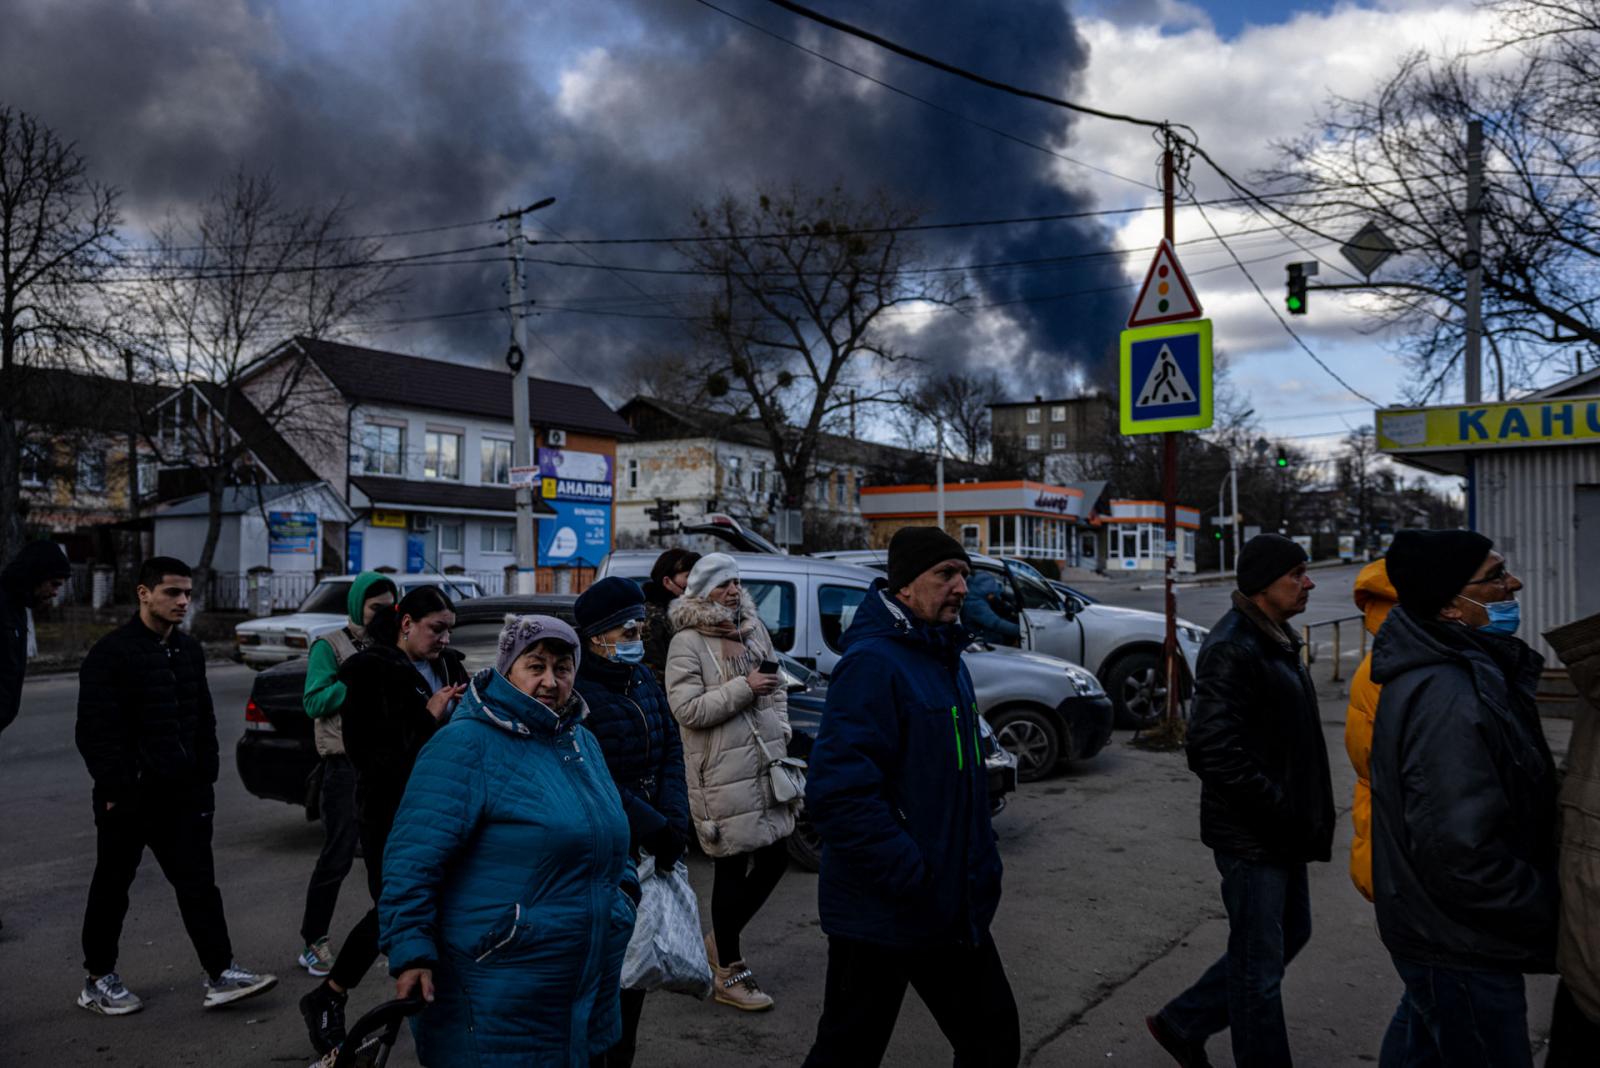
<box><xmin>379</xmin><ymin>615</ymin><xmax>638</xmax><ymax>1067</ymax></box>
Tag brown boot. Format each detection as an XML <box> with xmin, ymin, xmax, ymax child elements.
<box><xmin>712</xmin><ymin>959</ymin><xmax>775</xmax><ymax>1012</ymax></box>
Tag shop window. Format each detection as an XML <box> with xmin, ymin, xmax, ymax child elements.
<box><xmin>424</xmin><ymin>431</ymin><xmax>461</xmax><ymax>481</ymax></box>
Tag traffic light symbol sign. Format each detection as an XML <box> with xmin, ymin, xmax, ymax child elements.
<box><xmin>1128</xmin><ymin>239</ymin><xmax>1202</xmax><ymax>327</ymax></box>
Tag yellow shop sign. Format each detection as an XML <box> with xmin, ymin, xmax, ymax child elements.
<box><xmin>1376</xmin><ymin>399</ymin><xmax>1600</xmax><ymax>452</ymax></box>
<box><xmin>370</xmin><ymin>510</ymin><xmax>408</xmax><ymax>528</ymax></box>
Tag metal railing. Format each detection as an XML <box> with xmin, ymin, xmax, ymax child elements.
<box><xmin>1299</xmin><ymin>613</ymin><xmax>1367</xmax><ymax>683</ymax></box>
<box><xmin>206</xmin><ymin>571</ymin><xmax>320</xmax><ymax>612</ymax></box>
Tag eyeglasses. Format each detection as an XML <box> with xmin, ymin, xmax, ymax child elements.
<box><xmin>1463</xmin><ymin>566</ymin><xmax>1512</xmax><ymax>589</ymax></box>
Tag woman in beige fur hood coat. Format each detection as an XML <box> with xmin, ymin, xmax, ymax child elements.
<box><xmin>665</xmin><ymin>552</ymin><xmax>794</xmax><ymax>1010</ymax></box>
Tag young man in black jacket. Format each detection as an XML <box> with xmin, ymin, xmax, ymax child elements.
<box><xmin>1369</xmin><ymin>530</ymin><xmax>1556</xmax><ymax>1067</ymax></box>
<box><xmin>74</xmin><ymin>557</ymin><xmax>276</xmax><ymax>1016</ymax></box>
<box><xmin>1149</xmin><ymin>534</ymin><xmax>1334</xmax><ymax>1068</ymax></box>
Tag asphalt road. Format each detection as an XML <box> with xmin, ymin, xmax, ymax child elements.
<box><xmin>1</xmin><ymin>569</ymin><xmax>1564</xmax><ymax>1067</ymax></box>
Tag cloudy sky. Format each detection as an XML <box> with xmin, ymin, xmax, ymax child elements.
<box><xmin>1</xmin><ymin>0</ymin><xmax>1498</xmax><ymax>464</ymax></box>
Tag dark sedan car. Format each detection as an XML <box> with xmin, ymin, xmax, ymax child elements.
<box><xmin>237</xmin><ymin>593</ymin><xmax>1016</xmax><ymax>872</ymax></box>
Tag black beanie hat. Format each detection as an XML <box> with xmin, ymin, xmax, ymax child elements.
<box><xmin>574</xmin><ymin>576</ymin><xmax>646</xmax><ymax>639</ymax></box>
<box><xmin>1236</xmin><ymin>533</ymin><xmax>1309</xmax><ymax>596</ymax></box>
<box><xmin>887</xmin><ymin>526</ymin><xmax>970</xmax><ymax>593</ymax></box>
<box><xmin>1386</xmin><ymin>529</ymin><xmax>1494</xmax><ymax>619</ymax></box>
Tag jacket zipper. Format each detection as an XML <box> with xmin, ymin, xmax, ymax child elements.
<box><xmin>950</xmin><ymin>705</ymin><xmax>965</xmax><ymax>772</ymax></box>
<box><xmin>475</xmin><ymin>903</ymin><xmax>522</xmax><ymax>962</ymax></box>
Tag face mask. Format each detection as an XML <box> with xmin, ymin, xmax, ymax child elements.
<box><xmin>609</xmin><ymin>640</ymin><xmax>646</xmax><ymax>664</ymax></box>
<box><xmin>1460</xmin><ymin>595</ymin><xmax>1521</xmax><ymax>636</ymax></box>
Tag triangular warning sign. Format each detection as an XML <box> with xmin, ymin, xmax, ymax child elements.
<box><xmin>1128</xmin><ymin>239</ymin><xmax>1202</xmax><ymax>327</ymax></box>
<box><xmin>1135</xmin><ymin>343</ymin><xmax>1197</xmax><ymax>407</ymax></box>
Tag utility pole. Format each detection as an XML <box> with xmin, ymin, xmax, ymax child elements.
<box><xmin>1464</xmin><ymin>119</ymin><xmax>1484</xmax><ymax>403</ymax></box>
<box><xmin>935</xmin><ymin>419</ymin><xmax>946</xmax><ymax>531</ymax></box>
<box><xmin>499</xmin><ymin>197</ymin><xmax>556</xmax><ymax>596</ymax></box>
<box><xmin>1160</xmin><ymin>139</ymin><xmax>1181</xmax><ymax>729</ymax></box>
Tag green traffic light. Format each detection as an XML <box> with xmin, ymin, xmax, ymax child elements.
<box><xmin>1276</xmin><ymin>458</ymin><xmax>1288</xmax><ymax>468</ymax></box>
<box><xmin>1286</xmin><ymin>296</ymin><xmax>1303</xmax><ymax>312</ymax></box>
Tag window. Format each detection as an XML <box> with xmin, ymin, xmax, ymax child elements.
<box><xmin>1081</xmin><ymin>534</ymin><xmax>1097</xmax><ymax>559</ymax></box>
<box><xmin>815</xmin><ymin>472</ymin><xmax>829</xmax><ymax>504</ymax></box>
<box><xmin>818</xmin><ymin>584</ymin><xmax>868</xmax><ymax>654</ymax></box>
<box><xmin>626</xmin><ymin>458</ymin><xmax>639</xmax><ymax>491</ymax></box>
<box><xmin>480</xmin><ymin>524</ymin><xmax>514</xmax><ymax>554</ymax></box>
<box><xmin>77</xmin><ymin>450</ymin><xmax>106</xmax><ymax>493</ymax></box>
<box><xmin>362</xmin><ymin>423</ymin><xmax>404</xmax><ymax>476</ymax></box>
<box><xmin>752</xmin><ymin>459</ymin><xmax>766</xmax><ymax>495</ymax></box>
<box><xmin>743</xmin><ymin>579</ymin><xmax>797</xmax><ymax>651</ymax></box>
<box><xmin>835</xmin><ymin>474</ymin><xmax>847</xmax><ymax>508</ymax></box>
<box><xmin>1025</xmin><ymin>434</ymin><xmax>1040</xmax><ymax>451</ymax></box>
<box><xmin>481</xmin><ymin>438</ymin><xmax>512</xmax><ymax>485</ymax></box>
<box><xmin>1050</xmin><ymin>432</ymin><xmax>1066</xmax><ymax>450</ymax></box>
<box><xmin>1025</xmin><ymin>407</ymin><xmax>1040</xmax><ymax>424</ymax></box>
<box><xmin>20</xmin><ymin>441</ymin><xmax>48</xmax><ymax>487</ymax></box>
<box><xmin>1051</xmin><ymin>405</ymin><xmax>1067</xmax><ymax>421</ymax></box>
<box><xmin>723</xmin><ymin>455</ymin><xmax>742</xmax><ymax>491</ymax></box>
<box><xmin>136</xmin><ymin>459</ymin><xmax>157</xmax><ymax>496</ymax></box>
<box><xmin>424</xmin><ymin>431</ymin><xmax>461</xmax><ymax>480</ymax></box>
<box><xmin>961</xmin><ymin>524</ymin><xmax>980</xmax><ymax>551</ymax></box>
<box><xmin>439</xmin><ymin>522</ymin><xmax>463</xmax><ymax>553</ymax></box>
<box><xmin>1007</xmin><ymin>566</ymin><xmax>1061</xmax><ymax>611</ymax></box>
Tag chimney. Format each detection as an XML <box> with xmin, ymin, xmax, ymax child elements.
<box><xmin>1034</xmin><ymin>394</ymin><xmax>1043</xmax><ymax>402</ymax></box>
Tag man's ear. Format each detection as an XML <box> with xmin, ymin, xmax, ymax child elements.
<box><xmin>1437</xmin><ymin>598</ymin><xmax>1467</xmax><ymax>624</ymax></box>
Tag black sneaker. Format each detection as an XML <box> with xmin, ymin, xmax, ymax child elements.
<box><xmin>299</xmin><ymin>982</ymin><xmax>348</xmax><ymax>1055</ymax></box>
<box><xmin>1146</xmin><ymin>1014</ymin><xmax>1212</xmax><ymax>1068</ymax></box>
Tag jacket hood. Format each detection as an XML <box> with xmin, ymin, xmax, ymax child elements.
<box><xmin>1546</xmin><ymin>612</ymin><xmax>1600</xmax><ymax>708</ymax></box>
<box><xmin>2</xmin><ymin>540</ymin><xmax>71</xmax><ymax>600</ymax></box>
<box><xmin>1353</xmin><ymin>559</ymin><xmax>1397</xmax><ymax>635</ymax></box>
<box><xmin>458</xmin><ymin>666</ymin><xmax>588</xmax><ymax>738</ymax></box>
<box><xmin>668</xmin><ymin>588</ymin><xmax>759</xmax><ymax>637</ymax></box>
<box><xmin>839</xmin><ymin>578</ymin><xmax>969</xmax><ymax>661</ymax></box>
<box><xmin>1372</xmin><ymin>603</ymin><xmax>1542</xmax><ymax>694</ymax></box>
<box><xmin>346</xmin><ymin>571</ymin><xmax>398</xmax><ymax>626</ymax></box>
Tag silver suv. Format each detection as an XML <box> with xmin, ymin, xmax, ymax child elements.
<box><xmin>598</xmin><ymin>548</ymin><xmax>1114</xmax><ymax>780</ymax></box>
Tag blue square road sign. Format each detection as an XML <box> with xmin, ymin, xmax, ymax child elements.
<box><xmin>1119</xmin><ymin>319</ymin><xmax>1213</xmax><ymax>435</ymax></box>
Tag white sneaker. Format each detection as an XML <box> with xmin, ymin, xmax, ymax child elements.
<box><xmin>297</xmin><ymin>937</ymin><xmax>335</xmax><ymax>977</ymax></box>
<box><xmin>202</xmin><ymin>961</ymin><xmax>278</xmax><ymax>1009</ymax></box>
<box><xmin>77</xmin><ymin>972</ymin><xmax>144</xmax><ymax>1016</ymax></box>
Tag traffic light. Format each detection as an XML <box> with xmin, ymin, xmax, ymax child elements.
<box><xmin>1275</xmin><ymin>447</ymin><xmax>1289</xmax><ymax>469</ymax></box>
<box><xmin>1213</xmin><ymin>528</ymin><xmax>1223</xmax><ymax>540</ymax></box>
<box><xmin>1286</xmin><ymin>263</ymin><xmax>1309</xmax><ymax>314</ymax></box>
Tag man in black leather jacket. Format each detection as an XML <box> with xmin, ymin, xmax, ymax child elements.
<box><xmin>1148</xmin><ymin>534</ymin><xmax>1333</xmax><ymax>1068</ymax></box>
<box><xmin>1369</xmin><ymin>529</ymin><xmax>1556</xmax><ymax>1068</ymax></box>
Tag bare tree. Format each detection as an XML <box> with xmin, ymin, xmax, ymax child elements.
<box><xmin>0</xmin><ymin>106</ymin><xmax>120</xmax><ymax>561</ymax></box>
<box><xmin>1264</xmin><ymin>18</ymin><xmax>1600</xmax><ymax>401</ymax></box>
<box><xmin>679</xmin><ymin>185</ymin><xmax>964</xmax><ymax>516</ymax></box>
<box><xmin>136</xmin><ymin>170</ymin><xmax>401</xmax><ymax>617</ymax></box>
<box><xmin>1337</xmin><ymin>426</ymin><xmax>1381</xmax><ymax>553</ymax></box>
<box><xmin>892</xmin><ymin>369</ymin><xmax>1006</xmax><ymax>465</ymax></box>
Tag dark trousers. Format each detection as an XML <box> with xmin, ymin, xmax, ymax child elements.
<box><xmin>1378</xmin><ymin>956</ymin><xmax>1532</xmax><ymax>1068</ymax></box>
<box><xmin>1158</xmin><ymin>851</ymin><xmax>1312</xmax><ymax>1068</ymax></box>
<box><xmin>300</xmin><ymin>755</ymin><xmax>359</xmax><ymax>945</ymax></box>
<box><xmin>327</xmin><ymin>820</ymin><xmax>387</xmax><ymax>991</ymax></box>
<box><xmin>590</xmin><ymin>988</ymin><xmax>647</xmax><ymax>1068</ymax></box>
<box><xmin>801</xmin><ymin>932</ymin><xmax>1020</xmax><ymax>1068</ymax></box>
<box><xmin>81</xmin><ymin>790</ymin><xmax>234</xmax><ymax>979</ymax></box>
<box><xmin>710</xmin><ymin>838</ymin><xmax>788</xmax><ymax>964</ymax></box>
<box><xmin>1547</xmin><ymin>979</ymin><xmax>1600</xmax><ymax>1068</ymax></box>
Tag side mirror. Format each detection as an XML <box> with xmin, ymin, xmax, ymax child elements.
<box><xmin>1062</xmin><ymin>597</ymin><xmax>1078</xmax><ymax>620</ymax></box>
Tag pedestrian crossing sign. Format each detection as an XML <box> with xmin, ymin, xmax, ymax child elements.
<box><xmin>1120</xmin><ymin>319</ymin><xmax>1213</xmax><ymax>434</ymax></box>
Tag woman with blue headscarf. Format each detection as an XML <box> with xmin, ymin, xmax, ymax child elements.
<box><xmin>379</xmin><ymin>615</ymin><xmax>637</xmax><ymax>1067</ymax></box>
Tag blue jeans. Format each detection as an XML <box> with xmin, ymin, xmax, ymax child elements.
<box><xmin>1158</xmin><ymin>851</ymin><xmax>1312</xmax><ymax>1067</ymax></box>
<box><xmin>1378</xmin><ymin>957</ymin><xmax>1531</xmax><ymax>1068</ymax></box>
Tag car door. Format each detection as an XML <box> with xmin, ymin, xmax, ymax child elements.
<box><xmin>1002</xmin><ymin>561</ymin><xmax>1082</xmax><ymax>663</ymax></box>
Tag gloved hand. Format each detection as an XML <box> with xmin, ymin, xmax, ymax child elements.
<box><xmin>641</xmin><ymin>825</ymin><xmax>687</xmax><ymax>875</ymax></box>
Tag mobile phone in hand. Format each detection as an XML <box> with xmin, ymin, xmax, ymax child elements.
<box><xmin>758</xmin><ymin>659</ymin><xmax>779</xmax><ymax>674</ymax></box>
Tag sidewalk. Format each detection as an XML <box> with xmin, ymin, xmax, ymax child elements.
<box><xmin>1028</xmin><ymin>686</ymin><xmax>1566</xmax><ymax>1067</ymax></box>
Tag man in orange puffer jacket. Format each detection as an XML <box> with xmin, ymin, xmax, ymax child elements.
<box><xmin>1344</xmin><ymin>558</ymin><xmax>1396</xmax><ymax>903</ymax></box>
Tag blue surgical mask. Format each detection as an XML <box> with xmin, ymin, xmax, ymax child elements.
<box><xmin>1461</xmin><ymin>595</ymin><xmax>1521</xmax><ymax>636</ymax></box>
<box><xmin>609</xmin><ymin>640</ymin><xmax>646</xmax><ymax>664</ymax></box>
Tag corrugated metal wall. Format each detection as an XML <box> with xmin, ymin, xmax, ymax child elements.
<box><xmin>1476</xmin><ymin>444</ymin><xmax>1600</xmax><ymax>664</ymax></box>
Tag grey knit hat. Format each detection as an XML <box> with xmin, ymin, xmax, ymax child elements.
<box><xmin>495</xmin><ymin>614</ymin><xmax>581</xmax><ymax>677</ymax></box>
<box><xmin>685</xmin><ymin>552</ymin><xmax>739</xmax><ymax>598</ymax></box>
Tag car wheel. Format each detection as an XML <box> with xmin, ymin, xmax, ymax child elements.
<box><xmin>1107</xmin><ymin>651</ymin><xmax>1169</xmax><ymax>730</ymax></box>
<box><xmin>787</xmin><ymin>805</ymin><xmax>822</xmax><ymax>872</ymax></box>
<box><xmin>988</xmin><ymin>706</ymin><xmax>1061</xmax><ymax>783</ymax></box>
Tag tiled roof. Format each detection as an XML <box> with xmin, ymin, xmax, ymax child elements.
<box><xmin>191</xmin><ymin>382</ymin><xmax>320</xmax><ymax>484</ymax></box>
<box><xmin>290</xmin><ymin>337</ymin><xmax>633</xmax><ymax>438</ymax></box>
<box><xmin>349</xmin><ymin>476</ymin><xmax>556</xmax><ymax>516</ymax></box>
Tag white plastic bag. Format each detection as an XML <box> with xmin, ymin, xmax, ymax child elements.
<box><xmin>620</xmin><ymin>853</ymin><xmax>713</xmax><ymax>997</ymax></box>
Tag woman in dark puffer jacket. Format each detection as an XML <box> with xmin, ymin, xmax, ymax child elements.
<box><xmin>573</xmin><ymin>576</ymin><xmax>690</xmax><ymax>1068</ymax></box>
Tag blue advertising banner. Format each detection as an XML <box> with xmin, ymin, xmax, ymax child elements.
<box><xmin>347</xmin><ymin>529</ymin><xmax>363</xmax><ymax>573</ymax></box>
<box><xmin>268</xmin><ymin>511</ymin><xmax>317</xmax><ymax>555</ymax></box>
<box><xmin>538</xmin><ymin>500</ymin><xmax>612</xmax><ymax>568</ymax></box>
<box><xmin>537</xmin><ymin>448</ymin><xmax>614</xmax><ymax>503</ymax></box>
<box><xmin>406</xmin><ymin>533</ymin><xmax>427</xmax><ymax>573</ymax></box>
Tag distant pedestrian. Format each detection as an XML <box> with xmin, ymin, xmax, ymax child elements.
<box><xmin>1342</xmin><ymin>558</ymin><xmax>1396</xmax><ymax>903</ymax></box>
<box><xmin>641</xmin><ymin>548</ymin><xmax>699</xmax><ymax>679</ymax></box>
<box><xmin>1148</xmin><ymin>533</ymin><xmax>1333</xmax><ymax>1068</ymax></box>
<box><xmin>75</xmin><ymin>556</ymin><xmax>277</xmax><ymax>1016</ymax></box>
<box><xmin>666</xmin><ymin>552</ymin><xmax>794</xmax><ymax>1010</ymax></box>
<box><xmin>802</xmin><ymin>526</ymin><xmax>1017</xmax><ymax>1068</ymax></box>
<box><xmin>574</xmin><ymin>576</ymin><xmax>691</xmax><ymax>1068</ymax></box>
<box><xmin>381</xmin><ymin>615</ymin><xmax>637</xmax><ymax>1067</ymax></box>
<box><xmin>298</xmin><ymin>586</ymin><xmax>466</xmax><ymax>1056</ymax></box>
<box><xmin>1371</xmin><ymin>530</ymin><xmax>1557</xmax><ymax>1068</ymax></box>
<box><xmin>1</xmin><ymin>539</ymin><xmax>70</xmax><ymax>740</ymax></box>
<box><xmin>295</xmin><ymin>571</ymin><xmax>398</xmax><ymax>978</ymax></box>
<box><xmin>1545</xmin><ymin>610</ymin><xmax>1600</xmax><ymax>1067</ymax></box>
<box><xmin>960</xmin><ymin>567</ymin><xmax>1021</xmax><ymax>647</ymax></box>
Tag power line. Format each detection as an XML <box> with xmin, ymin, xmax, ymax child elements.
<box><xmin>118</xmin><ymin>215</ymin><xmax>504</xmax><ymax>255</ymax></box>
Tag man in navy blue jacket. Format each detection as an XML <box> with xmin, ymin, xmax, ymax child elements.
<box><xmin>802</xmin><ymin>526</ymin><xmax>1016</xmax><ymax>1068</ymax></box>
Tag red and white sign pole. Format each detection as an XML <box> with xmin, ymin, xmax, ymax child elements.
<box><xmin>1160</xmin><ymin>143</ymin><xmax>1181</xmax><ymax>729</ymax></box>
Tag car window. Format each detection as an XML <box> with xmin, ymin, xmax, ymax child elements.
<box><xmin>449</xmin><ymin>621</ymin><xmax>502</xmax><ymax>673</ymax></box>
<box><xmin>818</xmin><ymin>584</ymin><xmax>868</xmax><ymax>654</ymax></box>
<box><xmin>743</xmin><ymin>579</ymin><xmax>796</xmax><ymax>652</ymax></box>
<box><xmin>1002</xmin><ymin>566</ymin><xmax>1061</xmax><ymax>611</ymax></box>
<box><xmin>298</xmin><ymin>581</ymin><xmax>352</xmax><ymax>614</ymax></box>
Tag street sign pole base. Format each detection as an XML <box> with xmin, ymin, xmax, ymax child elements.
<box><xmin>1130</xmin><ymin>716</ymin><xmax>1186</xmax><ymax>752</ymax></box>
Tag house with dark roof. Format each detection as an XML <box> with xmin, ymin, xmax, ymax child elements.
<box><xmin>200</xmin><ymin>337</ymin><xmax>635</xmax><ymax>587</ymax></box>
